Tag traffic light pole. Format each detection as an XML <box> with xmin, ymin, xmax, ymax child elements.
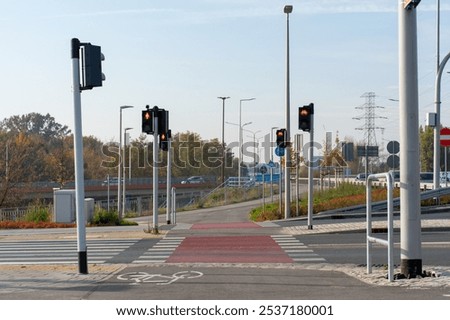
<box><xmin>70</xmin><ymin>38</ymin><xmax>88</xmax><ymax>274</ymax></box>
<box><xmin>166</xmin><ymin>136</ymin><xmax>172</xmax><ymax>224</ymax></box>
<box><xmin>152</xmin><ymin>107</ymin><xmax>159</xmax><ymax>234</ymax></box>
<box><xmin>307</xmin><ymin>115</ymin><xmax>314</xmax><ymax>230</ymax></box>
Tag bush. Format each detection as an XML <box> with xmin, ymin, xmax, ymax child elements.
<box><xmin>90</xmin><ymin>208</ymin><xmax>138</xmax><ymax>226</ymax></box>
<box><xmin>91</xmin><ymin>208</ymin><xmax>120</xmax><ymax>226</ymax></box>
<box><xmin>23</xmin><ymin>205</ymin><xmax>50</xmax><ymax>222</ymax></box>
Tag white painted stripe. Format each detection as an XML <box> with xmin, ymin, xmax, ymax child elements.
<box><xmin>293</xmin><ymin>257</ymin><xmax>326</xmax><ymax>262</ymax></box>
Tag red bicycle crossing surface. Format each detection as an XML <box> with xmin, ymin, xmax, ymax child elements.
<box><xmin>166</xmin><ymin>235</ymin><xmax>293</xmax><ymax>263</ymax></box>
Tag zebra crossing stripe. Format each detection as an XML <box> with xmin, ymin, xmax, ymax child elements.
<box><xmin>133</xmin><ymin>237</ymin><xmax>185</xmax><ymax>264</ymax></box>
<box><xmin>271</xmin><ymin>235</ymin><xmax>326</xmax><ymax>263</ymax></box>
<box><xmin>0</xmin><ymin>239</ymin><xmax>139</xmax><ymax>265</ymax></box>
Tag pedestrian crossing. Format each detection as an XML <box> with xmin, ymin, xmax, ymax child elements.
<box><xmin>0</xmin><ymin>235</ymin><xmax>325</xmax><ymax>265</ymax></box>
<box><xmin>0</xmin><ymin>239</ymin><xmax>139</xmax><ymax>265</ymax></box>
<box><xmin>133</xmin><ymin>237</ymin><xmax>185</xmax><ymax>263</ymax></box>
<box><xmin>271</xmin><ymin>235</ymin><xmax>326</xmax><ymax>262</ymax></box>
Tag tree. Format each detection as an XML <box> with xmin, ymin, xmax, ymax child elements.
<box><xmin>0</xmin><ymin>132</ymin><xmax>45</xmax><ymax>206</ymax></box>
<box><xmin>419</xmin><ymin>125</ymin><xmax>434</xmax><ymax>172</ymax></box>
<box><xmin>0</xmin><ymin>113</ymin><xmax>70</xmax><ymax>139</ymax></box>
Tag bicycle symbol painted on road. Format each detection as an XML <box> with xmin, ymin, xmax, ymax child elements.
<box><xmin>117</xmin><ymin>271</ymin><xmax>204</xmax><ymax>286</ymax></box>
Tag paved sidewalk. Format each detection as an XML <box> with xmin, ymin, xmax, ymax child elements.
<box><xmin>278</xmin><ymin>218</ymin><xmax>450</xmax><ymax>235</ymax></box>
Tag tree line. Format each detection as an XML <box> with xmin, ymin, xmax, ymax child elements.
<box><xmin>0</xmin><ymin>112</ymin><xmax>442</xmax><ymax>208</ymax></box>
<box><xmin>0</xmin><ymin>113</ymin><xmax>236</xmax><ymax>207</ymax></box>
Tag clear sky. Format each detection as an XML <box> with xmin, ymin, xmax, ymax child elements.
<box><xmin>1</xmin><ymin>0</ymin><xmax>450</xmax><ymax>162</ymax></box>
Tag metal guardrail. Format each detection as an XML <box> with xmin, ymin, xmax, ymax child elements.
<box><xmin>366</xmin><ymin>172</ymin><xmax>394</xmax><ymax>282</ymax></box>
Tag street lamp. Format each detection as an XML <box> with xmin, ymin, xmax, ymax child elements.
<box><xmin>239</xmin><ymin>98</ymin><xmax>255</xmax><ymax>186</ymax></box>
<box><xmin>122</xmin><ymin>127</ymin><xmax>133</xmax><ymax>217</ymax></box>
<box><xmin>284</xmin><ymin>5</ymin><xmax>293</xmax><ymax>219</ymax></box>
<box><xmin>118</xmin><ymin>105</ymin><xmax>133</xmax><ymax>220</ymax></box>
<box><xmin>218</xmin><ymin>96</ymin><xmax>230</xmax><ymax>185</ymax></box>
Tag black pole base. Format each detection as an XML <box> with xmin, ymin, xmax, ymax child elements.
<box><xmin>400</xmin><ymin>259</ymin><xmax>422</xmax><ymax>278</ymax></box>
<box><xmin>308</xmin><ymin>225</ymin><xmax>313</xmax><ymax>230</ymax></box>
<box><xmin>78</xmin><ymin>251</ymin><xmax>88</xmax><ymax>274</ymax></box>
<box><xmin>167</xmin><ymin>220</ymin><xmax>171</xmax><ymax>225</ymax></box>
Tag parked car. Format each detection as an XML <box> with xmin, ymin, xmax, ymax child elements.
<box><xmin>102</xmin><ymin>177</ymin><xmax>123</xmax><ymax>186</ymax></box>
<box><xmin>181</xmin><ymin>176</ymin><xmax>205</xmax><ymax>184</ymax></box>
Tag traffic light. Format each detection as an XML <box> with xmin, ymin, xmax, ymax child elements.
<box><xmin>276</xmin><ymin>129</ymin><xmax>287</xmax><ymax>148</ymax></box>
<box><xmin>81</xmin><ymin>43</ymin><xmax>105</xmax><ymax>90</ymax></box>
<box><xmin>298</xmin><ymin>103</ymin><xmax>314</xmax><ymax>132</ymax></box>
<box><xmin>142</xmin><ymin>108</ymin><xmax>154</xmax><ymax>134</ymax></box>
<box><xmin>159</xmin><ymin>130</ymin><xmax>170</xmax><ymax>151</ymax></box>
<box><xmin>158</xmin><ymin>109</ymin><xmax>169</xmax><ymax>135</ymax></box>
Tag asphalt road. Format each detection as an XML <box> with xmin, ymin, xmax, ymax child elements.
<box><xmin>1</xmin><ymin>198</ymin><xmax>449</xmax><ymax>300</ymax></box>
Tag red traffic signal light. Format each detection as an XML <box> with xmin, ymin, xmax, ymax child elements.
<box><xmin>299</xmin><ymin>103</ymin><xmax>314</xmax><ymax>132</ymax></box>
<box><xmin>276</xmin><ymin>129</ymin><xmax>287</xmax><ymax>148</ymax></box>
<box><xmin>159</xmin><ymin>130</ymin><xmax>171</xmax><ymax>151</ymax></box>
<box><xmin>142</xmin><ymin>108</ymin><xmax>154</xmax><ymax>134</ymax></box>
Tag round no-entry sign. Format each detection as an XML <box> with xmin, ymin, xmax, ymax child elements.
<box><xmin>440</xmin><ymin>127</ymin><xmax>450</xmax><ymax>147</ymax></box>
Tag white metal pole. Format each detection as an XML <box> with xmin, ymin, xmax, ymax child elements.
<box><xmin>239</xmin><ymin>101</ymin><xmax>242</xmax><ymax>187</ymax></box>
<box><xmin>399</xmin><ymin>1</ymin><xmax>422</xmax><ymax>277</ymax></box>
<box><xmin>307</xmin><ymin>115</ymin><xmax>314</xmax><ymax>229</ymax></box>
<box><xmin>152</xmin><ymin>108</ymin><xmax>159</xmax><ymax>233</ymax></box>
<box><xmin>118</xmin><ymin>110</ymin><xmax>122</xmax><ymax>217</ymax></box>
<box><xmin>434</xmin><ymin>51</ymin><xmax>450</xmax><ymax>189</ymax></box>
<box><xmin>166</xmin><ymin>137</ymin><xmax>172</xmax><ymax>224</ymax></box>
<box><xmin>107</xmin><ymin>174</ymin><xmax>110</xmax><ymax>212</ymax></box>
<box><xmin>71</xmin><ymin>38</ymin><xmax>87</xmax><ymax>274</ymax></box>
<box><xmin>284</xmin><ymin>5</ymin><xmax>292</xmax><ymax>220</ymax></box>
<box><xmin>171</xmin><ymin>187</ymin><xmax>176</xmax><ymax>224</ymax></box>
<box><xmin>122</xmin><ymin>131</ymin><xmax>127</xmax><ymax>217</ymax></box>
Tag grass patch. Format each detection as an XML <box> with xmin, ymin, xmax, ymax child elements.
<box><xmin>250</xmin><ymin>183</ymin><xmax>401</xmax><ymax>222</ymax></box>
<box><xmin>90</xmin><ymin>208</ymin><xmax>138</xmax><ymax>226</ymax></box>
<box><xmin>184</xmin><ymin>185</ymin><xmax>276</xmax><ymax>210</ymax></box>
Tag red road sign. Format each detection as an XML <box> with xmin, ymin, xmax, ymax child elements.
<box><xmin>440</xmin><ymin>127</ymin><xmax>450</xmax><ymax>147</ymax></box>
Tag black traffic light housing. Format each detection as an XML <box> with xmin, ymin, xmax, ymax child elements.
<box><xmin>142</xmin><ymin>106</ymin><xmax>154</xmax><ymax>134</ymax></box>
<box><xmin>276</xmin><ymin>129</ymin><xmax>287</xmax><ymax>148</ymax></box>
<box><xmin>81</xmin><ymin>43</ymin><xmax>105</xmax><ymax>90</ymax></box>
<box><xmin>298</xmin><ymin>103</ymin><xmax>314</xmax><ymax>132</ymax></box>
<box><xmin>159</xmin><ymin>130</ymin><xmax>171</xmax><ymax>151</ymax></box>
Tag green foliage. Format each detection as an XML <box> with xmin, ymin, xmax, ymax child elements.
<box><xmin>91</xmin><ymin>208</ymin><xmax>120</xmax><ymax>226</ymax></box>
<box><xmin>91</xmin><ymin>208</ymin><xmax>138</xmax><ymax>226</ymax></box>
<box><xmin>249</xmin><ymin>183</ymin><xmax>399</xmax><ymax>222</ymax></box>
<box><xmin>23</xmin><ymin>204</ymin><xmax>50</xmax><ymax>222</ymax></box>
<box><xmin>419</xmin><ymin>125</ymin><xmax>434</xmax><ymax>172</ymax></box>
<box><xmin>188</xmin><ymin>186</ymin><xmax>274</xmax><ymax>210</ymax></box>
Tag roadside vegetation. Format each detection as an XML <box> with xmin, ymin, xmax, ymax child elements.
<box><xmin>0</xmin><ymin>203</ymin><xmax>136</xmax><ymax>229</ymax></box>
<box><xmin>250</xmin><ymin>182</ymin><xmax>450</xmax><ymax>222</ymax></box>
<box><xmin>182</xmin><ymin>185</ymin><xmax>276</xmax><ymax>210</ymax></box>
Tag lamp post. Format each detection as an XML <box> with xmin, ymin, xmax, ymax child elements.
<box><xmin>118</xmin><ymin>105</ymin><xmax>133</xmax><ymax>220</ymax></box>
<box><xmin>271</xmin><ymin>126</ymin><xmax>279</xmax><ymax>203</ymax></box>
<box><xmin>218</xmin><ymin>96</ymin><xmax>230</xmax><ymax>185</ymax></box>
<box><xmin>122</xmin><ymin>127</ymin><xmax>133</xmax><ymax>217</ymax></box>
<box><xmin>239</xmin><ymin>98</ymin><xmax>255</xmax><ymax>186</ymax></box>
<box><xmin>284</xmin><ymin>4</ymin><xmax>293</xmax><ymax>219</ymax></box>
